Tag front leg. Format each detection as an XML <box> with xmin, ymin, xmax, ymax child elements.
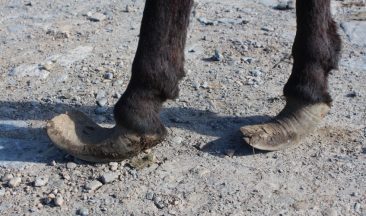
<box><xmin>47</xmin><ymin>0</ymin><xmax>193</xmax><ymax>162</ymax></box>
<box><xmin>241</xmin><ymin>0</ymin><xmax>342</xmax><ymax>150</ymax></box>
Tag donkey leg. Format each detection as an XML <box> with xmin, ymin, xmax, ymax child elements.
<box><xmin>47</xmin><ymin>0</ymin><xmax>193</xmax><ymax>162</ymax></box>
<box><xmin>241</xmin><ymin>0</ymin><xmax>341</xmax><ymax>151</ymax></box>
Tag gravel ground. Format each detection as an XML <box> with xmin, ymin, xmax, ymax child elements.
<box><xmin>0</xmin><ymin>0</ymin><xmax>365</xmax><ymax>215</ymax></box>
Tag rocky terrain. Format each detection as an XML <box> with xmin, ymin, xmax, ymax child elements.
<box><xmin>0</xmin><ymin>0</ymin><xmax>365</xmax><ymax>215</ymax></box>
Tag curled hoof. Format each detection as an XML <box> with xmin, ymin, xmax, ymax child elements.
<box><xmin>240</xmin><ymin>100</ymin><xmax>330</xmax><ymax>151</ymax></box>
<box><xmin>46</xmin><ymin>111</ymin><xmax>165</xmax><ymax>162</ymax></box>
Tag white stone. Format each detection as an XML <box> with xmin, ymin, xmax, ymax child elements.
<box><xmin>341</xmin><ymin>21</ymin><xmax>366</xmax><ymax>47</ymax></box>
<box><xmin>100</xmin><ymin>173</ymin><xmax>118</xmax><ymax>184</ymax></box>
<box><xmin>85</xmin><ymin>180</ymin><xmax>103</xmax><ymax>191</ymax></box>
<box><xmin>9</xmin><ymin>64</ymin><xmax>49</xmax><ymax>79</ymax></box>
<box><xmin>8</xmin><ymin>177</ymin><xmax>21</xmax><ymax>188</ymax></box>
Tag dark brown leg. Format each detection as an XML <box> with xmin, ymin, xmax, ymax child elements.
<box><xmin>115</xmin><ymin>0</ymin><xmax>193</xmax><ymax>135</ymax></box>
<box><xmin>47</xmin><ymin>0</ymin><xmax>193</xmax><ymax>162</ymax></box>
<box><xmin>241</xmin><ymin>0</ymin><xmax>341</xmax><ymax>151</ymax></box>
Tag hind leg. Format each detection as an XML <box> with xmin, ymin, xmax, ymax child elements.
<box><xmin>47</xmin><ymin>0</ymin><xmax>194</xmax><ymax>162</ymax></box>
<box><xmin>240</xmin><ymin>0</ymin><xmax>341</xmax><ymax>150</ymax></box>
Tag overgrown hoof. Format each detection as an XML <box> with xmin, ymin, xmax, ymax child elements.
<box><xmin>46</xmin><ymin>111</ymin><xmax>165</xmax><ymax>162</ymax></box>
<box><xmin>240</xmin><ymin>100</ymin><xmax>330</xmax><ymax>151</ymax></box>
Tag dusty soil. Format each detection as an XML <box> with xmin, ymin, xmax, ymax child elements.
<box><xmin>0</xmin><ymin>0</ymin><xmax>365</xmax><ymax>215</ymax></box>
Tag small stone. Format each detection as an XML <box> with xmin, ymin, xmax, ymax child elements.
<box><xmin>0</xmin><ymin>188</ymin><xmax>5</xmax><ymax>196</ymax></box>
<box><xmin>354</xmin><ymin>203</ymin><xmax>361</xmax><ymax>213</ymax></box>
<box><xmin>192</xmin><ymin>81</ymin><xmax>200</xmax><ymax>90</ymax></box>
<box><xmin>113</xmin><ymin>93</ymin><xmax>121</xmax><ymax>99</ymax></box>
<box><xmin>48</xmin><ymin>193</ymin><xmax>56</xmax><ymax>199</ymax></box>
<box><xmin>88</xmin><ymin>12</ymin><xmax>106</xmax><ymax>22</ymax></box>
<box><xmin>346</xmin><ymin>91</ymin><xmax>357</xmax><ymax>98</ymax></box>
<box><xmin>146</xmin><ymin>191</ymin><xmax>154</xmax><ymax>200</ymax></box>
<box><xmin>40</xmin><ymin>61</ymin><xmax>54</xmax><ymax>71</ymax></box>
<box><xmin>54</xmin><ymin>195</ymin><xmax>64</xmax><ymax>206</ymax></box>
<box><xmin>61</xmin><ymin>172</ymin><xmax>71</xmax><ymax>180</ymax></box>
<box><xmin>211</xmin><ymin>49</ymin><xmax>223</xmax><ymax>61</ymax></box>
<box><xmin>104</xmin><ymin>72</ymin><xmax>113</xmax><ymax>80</ymax></box>
<box><xmin>241</xmin><ymin>57</ymin><xmax>254</xmax><ymax>64</ymax></box>
<box><xmin>351</xmin><ymin>192</ymin><xmax>359</xmax><ymax>196</ymax></box>
<box><xmin>34</xmin><ymin>176</ymin><xmax>48</xmax><ymax>187</ymax></box>
<box><xmin>85</xmin><ymin>180</ymin><xmax>103</xmax><ymax>191</ymax></box>
<box><xmin>275</xmin><ymin>0</ymin><xmax>294</xmax><ymax>10</ymax></box>
<box><xmin>97</xmin><ymin>98</ymin><xmax>108</xmax><ymax>107</ymax></box>
<box><xmin>172</xmin><ymin>136</ymin><xmax>183</xmax><ymax>145</ymax></box>
<box><xmin>50</xmin><ymin>160</ymin><xmax>57</xmax><ymax>166</ymax></box>
<box><xmin>109</xmin><ymin>162</ymin><xmax>118</xmax><ymax>171</ymax></box>
<box><xmin>322</xmin><ymin>208</ymin><xmax>338</xmax><ymax>216</ymax></box>
<box><xmin>154</xmin><ymin>196</ymin><xmax>165</xmax><ymax>209</ymax></box>
<box><xmin>8</xmin><ymin>177</ymin><xmax>21</xmax><ymax>188</ymax></box>
<box><xmin>78</xmin><ymin>207</ymin><xmax>89</xmax><ymax>216</ymax></box>
<box><xmin>261</xmin><ymin>27</ymin><xmax>273</xmax><ymax>32</ymax></box>
<box><xmin>125</xmin><ymin>5</ymin><xmax>131</xmax><ymax>12</ymax></box>
<box><xmin>2</xmin><ymin>174</ymin><xmax>14</xmax><ymax>182</ymax></box>
<box><xmin>250</xmin><ymin>69</ymin><xmax>262</xmax><ymax>77</ymax></box>
<box><xmin>100</xmin><ymin>172</ymin><xmax>118</xmax><ymax>184</ymax></box>
<box><xmin>66</xmin><ymin>162</ymin><xmax>77</xmax><ymax>169</ymax></box>
<box><xmin>201</xmin><ymin>81</ymin><xmax>209</xmax><ymax>89</ymax></box>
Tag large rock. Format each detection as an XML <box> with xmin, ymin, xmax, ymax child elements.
<box><xmin>9</xmin><ymin>64</ymin><xmax>49</xmax><ymax>79</ymax></box>
<box><xmin>48</xmin><ymin>46</ymin><xmax>94</xmax><ymax>67</ymax></box>
<box><xmin>341</xmin><ymin>21</ymin><xmax>366</xmax><ymax>47</ymax></box>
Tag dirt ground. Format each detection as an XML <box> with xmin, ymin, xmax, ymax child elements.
<box><xmin>0</xmin><ymin>0</ymin><xmax>365</xmax><ymax>215</ymax></box>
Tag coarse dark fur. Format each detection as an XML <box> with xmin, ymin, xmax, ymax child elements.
<box><xmin>284</xmin><ymin>0</ymin><xmax>342</xmax><ymax>105</ymax></box>
<box><xmin>114</xmin><ymin>0</ymin><xmax>341</xmax><ymax>135</ymax></box>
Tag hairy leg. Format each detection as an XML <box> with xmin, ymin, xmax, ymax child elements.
<box><xmin>241</xmin><ymin>0</ymin><xmax>341</xmax><ymax>150</ymax></box>
<box><xmin>47</xmin><ymin>0</ymin><xmax>193</xmax><ymax>162</ymax></box>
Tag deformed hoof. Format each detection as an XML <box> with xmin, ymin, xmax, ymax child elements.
<box><xmin>240</xmin><ymin>100</ymin><xmax>330</xmax><ymax>151</ymax></box>
<box><xmin>46</xmin><ymin>111</ymin><xmax>165</xmax><ymax>162</ymax></box>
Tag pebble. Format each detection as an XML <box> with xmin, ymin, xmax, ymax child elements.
<box><xmin>241</xmin><ymin>57</ymin><xmax>254</xmax><ymax>64</ymax></box>
<box><xmin>109</xmin><ymin>162</ymin><xmax>118</xmax><ymax>171</ymax></box>
<box><xmin>34</xmin><ymin>176</ymin><xmax>48</xmax><ymax>187</ymax></box>
<box><xmin>154</xmin><ymin>196</ymin><xmax>165</xmax><ymax>209</ymax></box>
<box><xmin>197</xmin><ymin>17</ymin><xmax>217</xmax><ymax>26</ymax></box>
<box><xmin>39</xmin><ymin>61</ymin><xmax>54</xmax><ymax>71</ymax></box>
<box><xmin>275</xmin><ymin>0</ymin><xmax>294</xmax><ymax>10</ymax></box>
<box><xmin>192</xmin><ymin>81</ymin><xmax>200</xmax><ymax>90</ymax></box>
<box><xmin>8</xmin><ymin>177</ymin><xmax>21</xmax><ymax>188</ymax></box>
<box><xmin>211</xmin><ymin>49</ymin><xmax>223</xmax><ymax>61</ymax></box>
<box><xmin>172</xmin><ymin>136</ymin><xmax>183</xmax><ymax>145</ymax></box>
<box><xmin>88</xmin><ymin>12</ymin><xmax>107</xmax><ymax>22</ymax></box>
<box><xmin>95</xmin><ymin>91</ymin><xmax>105</xmax><ymax>99</ymax></box>
<box><xmin>201</xmin><ymin>81</ymin><xmax>209</xmax><ymax>89</ymax></box>
<box><xmin>322</xmin><ymin>208</ymin><xmax>337</xmax><ymax>216</ymax></box>
<box><xmin>146</xmin><ymin>191</ymin><xmax>154</xmax><ymax>200</ymax></box>
<box><xmin>250</xmin><ymin>69</ymin><xmax>262</xmax><ymax>77</ymax></box>
<box><xmin>66</xmin><ymin>162</ymin><xmax>77</xmax><ymax>169</ymax></box>
<box><xmin>354</xmin><ymin>203</ymin><xmax>361</xmax><ymax>213</ymax></box>
<box><xmin>260</xmin><ymin>27</ymin><xmax>273</xmax><ymax>32</ymax></box>
<box><xmin>0</xmin><ymin>188</ymin><xmax>5</xmax><ymax>196</ymax></box>
<box><xmin>100</xmin><ymin>172</ymin><xmax>119</xmax><ymax>184</ymax></box>
<box><xmin>78</xmin><ymin>207</ymin><xmax>89</xmax><ymax>216</ymax></box>
<box><xmin>54</xmin><ymin>195</ymin><xmax>64</xmax><ymax>206</ymax></box>
<box><xmin>85</xmin><ymin>180</ymin><xmax>103</xmax><ymax>191</ymax></box>
<box><xmin>97</xmin><ymin>98</ymin><xmax>108</xmax><ymax>107</ymax></box>
<box><xmin>104</xmin><ymin>72</ymin><xmax>113</xmax><ymax>80</ymax></box>
<box><xmin>2</xmin><ymin>173</ymin><xmax>14</xmax><ymax>182</ymax></box>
